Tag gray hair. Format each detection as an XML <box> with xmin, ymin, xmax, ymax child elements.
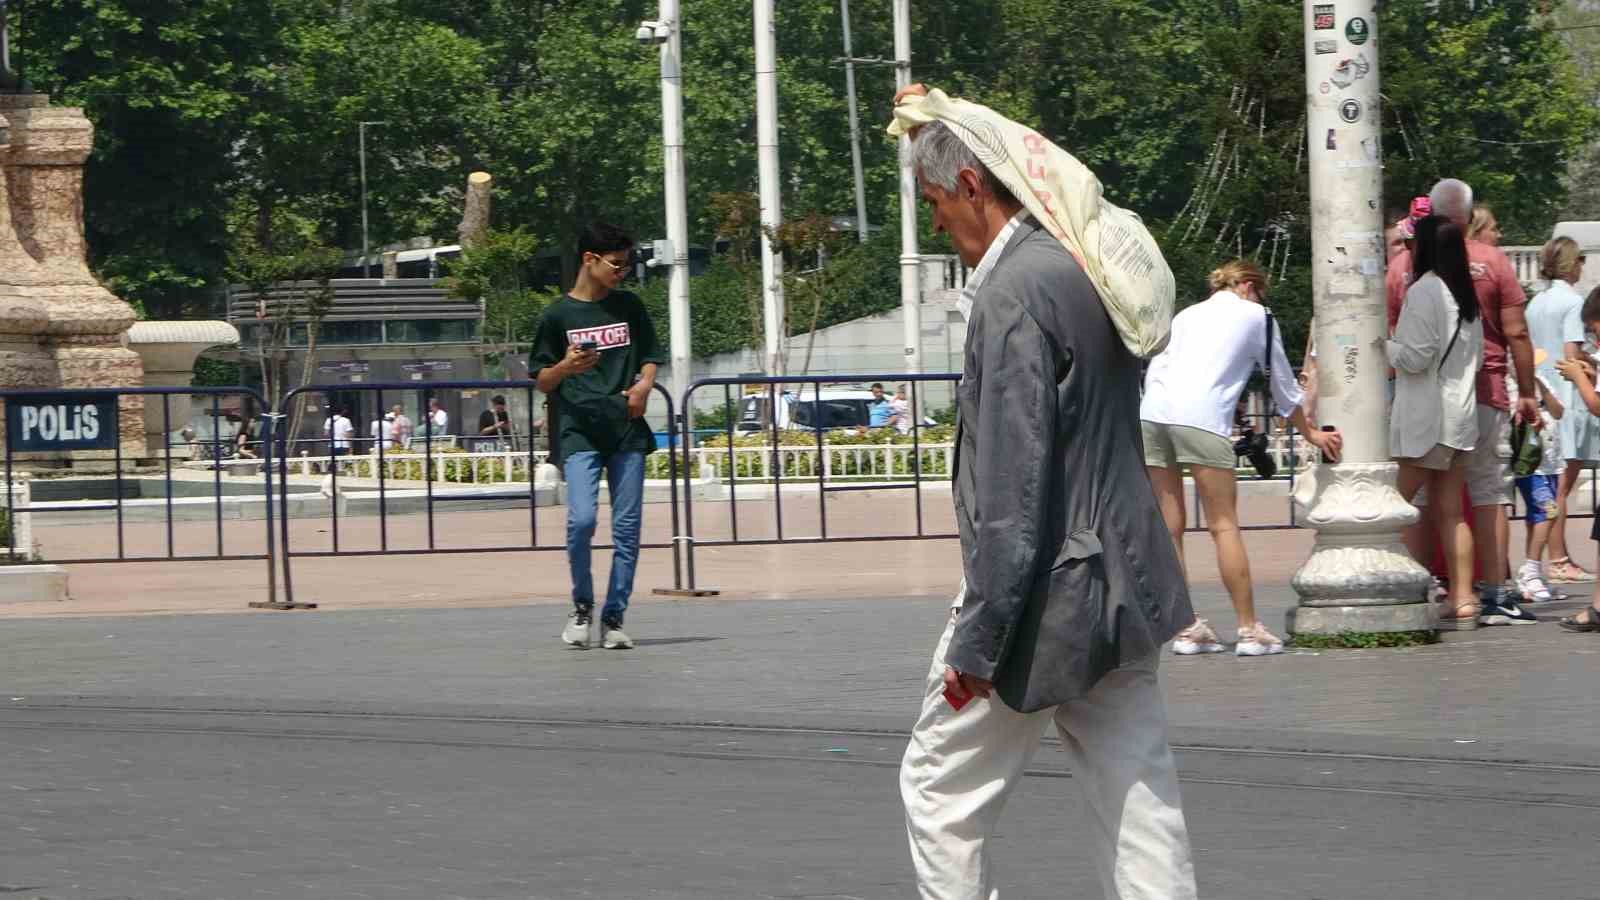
<box><xmin>1428</xmin><ymin>178</ymin><xmax>1474</xmax><ymax>225</ymax></box>
<box><xmin>908</xmin><ymin>121</ymin><xmax>1016</xmax><ymax>203</ymax></box>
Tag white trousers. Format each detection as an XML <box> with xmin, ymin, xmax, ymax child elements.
<box><xmin>900</xmin><ymin>611</ymin><xmax>1197</xmax><ymax>900</ymax></box>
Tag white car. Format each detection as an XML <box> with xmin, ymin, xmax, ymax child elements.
<box><xmin>735</xmin><ymin>387</ymin><xmax>882</xmax><ymax>434</ymax></box>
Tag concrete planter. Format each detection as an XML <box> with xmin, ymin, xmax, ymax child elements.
<box><xmin>0</xmin><ymin>564</ymin><xmax>69</xmax><ymax>604</ymax></box>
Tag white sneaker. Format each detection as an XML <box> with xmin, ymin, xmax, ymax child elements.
<box><xmin>1236</xmin><ymin>622</ymin><xmax>1285</xmax><ymax>657</ymax></box>
<box><xmin>562</xmin><ymin>609</ymin><xmax>592</xmax><ymax>647</ymax></box>
<box><xmin>1517</xmin><ymin>561</ymin><xmax>1553</xmax><ymax>603</ymax></box>
<box><xmin>1172</xmin><ymin>618</ymin><xmax>1225</xmax><ymax>655</ymax></box>
<box><xmin>602</xmin><ymin>624</ymin><xmax>634</xmax><ymax>650</ymax></box>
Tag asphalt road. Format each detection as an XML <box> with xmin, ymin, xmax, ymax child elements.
<box><xmin>3</xmin><ymin>595</ymin><xmax>1598</xmax><ymax>899</ymax></box>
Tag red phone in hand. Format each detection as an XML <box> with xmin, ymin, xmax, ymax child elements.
<box><xmin>943</xmin><ymin>684</ymin><xmax>972</xmax><ymax>711</ymax></box>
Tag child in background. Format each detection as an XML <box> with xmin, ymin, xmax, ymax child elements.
<box><xmin>1552</xmin><ymin>286</ymin><xmax>1600</xmax><ymax>633</ymax></box>
<box><xmin>1509</xmin><ymin>355</ymin><xmax>1565</xmax><ymax>603</ymax></box>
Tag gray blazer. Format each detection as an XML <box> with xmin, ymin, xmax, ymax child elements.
<box><xmin>947</xmin><ymin>218</ymin><xmax>1194</xmax><ymax>713</ymax></box>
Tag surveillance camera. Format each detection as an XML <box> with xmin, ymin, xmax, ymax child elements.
<box><xmin>635</xmin><ymin>20</ymin><xmax>669</xmax><ymax>45</ymax></box>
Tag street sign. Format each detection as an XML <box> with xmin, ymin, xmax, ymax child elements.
<box><xmin>401</xmin><ymin>361</ymin><xmax>454</xmax><ymax>373</ymax></box>
<box><xmin>317</xmin><ymin>361</ymin><xmax>371</xmax><ymax>375</ymax></box>
<box><xmin>5</xmin><ymin>393</ymin><xmax>119</xmax><ymax>452</ymax></box>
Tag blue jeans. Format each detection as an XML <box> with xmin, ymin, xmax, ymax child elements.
<box><xmin>564</xmin><ymin>450</ymin><xmax>645</xmax><ymax>625</ymax></box>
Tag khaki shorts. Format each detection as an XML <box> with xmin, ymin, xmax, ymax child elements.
<box><xmin>1142</xmin><ymin>420</ymin><xmax>1235</xmax><ymax>470</ymax></box>
<box><xmin>1464</xmin><ymin>406</ymin><xmax>1513</xmax><ymax>507</ymax></box>
<box><xmin>1414</xmin><ymin>406</ymin><xmax>1513</xmax><ymax>508</ymax></box>
<box><xmin>1398</xmin><ymin>443</ymin><xmax>1461</xmax><ymax>472</ymax></box>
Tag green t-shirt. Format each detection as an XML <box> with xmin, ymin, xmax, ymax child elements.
<box><xmin>530</xmin><ymin>291</ymin><xmax>665</xmax><ymax>461</ymax></box>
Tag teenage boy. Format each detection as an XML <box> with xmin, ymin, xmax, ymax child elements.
<box><xmin>531</xmin><ymin>223</ymin><xmax>664</xmax><ymax>650</ymax></box>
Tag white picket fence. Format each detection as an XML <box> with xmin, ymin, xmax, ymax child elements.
<box><xmin>245</xmin><ymin>432</ymin><xmax>1312</xmax><ymax>486</ymax></box>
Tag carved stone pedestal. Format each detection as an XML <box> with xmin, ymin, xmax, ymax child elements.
<box><xmin>0</xmin><ymin>94</ymin><xmax>145</xmax><ymax>466</ymax></box>
<box><xmin>1288</xmin><ymin>462</ymin><xmax>1434</xmax><ymax>635</ymax></box>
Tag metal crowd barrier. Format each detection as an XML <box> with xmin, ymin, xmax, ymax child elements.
<box><xmin>4</xmin><ymin>378</ymin><xmax>1584</xmax><ymax>613</ymax></box>
<box><xmin>0</xmin><ymin>386</ymin><xmax>281</xmax><ymax>605</ymax></box>
<box><xmin>266</xmin><ymin>379</ymin><xmax>684</xmax><ymax>607</ymax></box>
<box><xmin>673</xmin><ymin>373</ymin><xmax>962</xmax><ymax>594</ymax></box>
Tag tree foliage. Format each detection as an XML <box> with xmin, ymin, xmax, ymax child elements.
<box><xmin>13</xmin><ymin>0</ymin><xmax>1598</xmax><ymax>370</ymax></box>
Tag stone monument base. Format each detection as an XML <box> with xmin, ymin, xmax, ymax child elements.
<box><xmin>1289</xmin><ymin>462</ymin><xmax>1435</xmax><ymax>636</ymax></box>
<box><xmin>1287</xmin><ymin>601</ymin><xmax>1434</xmax><ymax>635</ymax></box>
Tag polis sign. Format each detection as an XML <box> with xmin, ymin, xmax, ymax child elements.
<box><xmin>5</xmin><ymin>394</ymin><xmax>120</xmax><ymax>452</ymax></box>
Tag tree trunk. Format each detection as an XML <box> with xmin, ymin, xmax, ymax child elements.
<box><xmin>458</xmin><ymin>171</ymin><xmax>493</xmax><ymax>249</ymax></box>
<box><xmin>287</xmin><ymin>326</ymin><xmax>320</xmax><ymax>450</ymax></box>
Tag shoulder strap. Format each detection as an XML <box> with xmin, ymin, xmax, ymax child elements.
<box><xmin>1438</xmin><ymin>318</ymin><xmax>1463</xmax><ymax>373</ymax></box>
<box><xmin>1263</xmin><ymin>310</ymin><xmax>1275</xmax><ymax>384</ymax></box>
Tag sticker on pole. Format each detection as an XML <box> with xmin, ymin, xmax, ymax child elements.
<box><xmin>1313</xmin><ymin>4</ymin><xmax>1336</xmax><ymax>29</ymax></box>
<box><xmin>1345</xmin><ymin>17</ymin><xmax>1370</xmax><ymax>45</ymax></box>
<box><xmin>4</xmin><ymin>393</ymin><xmax>119</xmax><ymax>452</ymax></box>
<box><xmin>1339</xmin><ymin>99</ymin><xmax>1363</xmax><ymax>123</ymax></box>
<box><xmin>1314</xmin><ymin>40</ymin><xmax>1338</xmax><ymax>55</ymax></box>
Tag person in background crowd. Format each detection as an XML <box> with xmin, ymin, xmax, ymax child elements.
<box><xmin>868</xmin><ymin>383</ymin><xmax>893</xmax><ymax>429</ymax></box>
<box><xmin>235</xmin><ymin>415</ymin><xmax>258</xmax><ymax>459</ymax></box>
<box><xmin>1552</xmin><ymin>286</ymin><xmax>1600</xmax><ymax>633</ymax></box>
<box><xmin>1506</xmin><ymin>360</ymin><xmax>1565</xmax><ymax>602</ymax></box>
<box><xmin>370</xmin><ymin>410</ymin><xmax>391</xmax><ymax>452</ymax></box>
<box><xmin>324</xmin><ymin>406</ymin><xmax>354</xmax><ymax>473</ymax></box>
<box><xmin>1468</xmin><ymin>205</ymin><xmax>1503</xmax><ymax>247</ymax></box>
<box><xmin>1141</xmin><ymin>260</ymin><xmax>1342</xmax><ymax>657</ymax></box>
<box><xmin>427</xmin><ymin>398</ymin><xmax>449</xmax><ymax>438</ymax></box>
<box><xmin>1390</xmin><ymin>180</ymin><xmax>1539</xmax><ymax>624</ymax></box>
<box><xmin>1527</xmin><ymin>237</ymin><xmax>1595</xmax><ymax>584</ymax></box>
<box><xmin>890</xmin><ymin>384</ymin><xmax>913</xmax><ymax>435</ymax></box>
<box><xmin>389</xmin><ymin>403</ymin><xmax>413</xmax><ymax>450</ymax></box>
<box><xmin>479</xmin><ymin>395</ymin><xmax>513</xmax><ymax>450</ymax></box>
<box><xmin>1387</xmin><ymin>215</ymin><xmax>1485</xmax><ymax>628</ymax></box>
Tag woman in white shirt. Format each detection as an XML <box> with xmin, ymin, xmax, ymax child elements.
<box><xmin>1386</xmin><ymin>215</ymin><xmax>1485</xmax><ymax>628</ymax></box>
<box><xmin>1524</xmin><ymin>237</ymin><xmax>1592</xmax><ymax>583</ymax></box>
<box><xmin>1142</xmin><ymin>260</ymin><xmax>1343</xmax><ymax>657</ymax></box>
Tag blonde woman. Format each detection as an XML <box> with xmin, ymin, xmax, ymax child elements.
<box><xmin>1467</xmin><ymin>205</ymin><xmax>1503</xmax><ymax>246</ymax></box>
<box><xmin>1527</xmin><ymin>236</ymin><xmax>1594</xmax><ymax>583</ymax></box>
<box><xmin>1141</xmin><ymin>260</ymin><xmax>1343</xmax><ymax>656</ymax></box>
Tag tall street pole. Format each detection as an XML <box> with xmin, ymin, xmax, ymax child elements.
<box><xmin>1288</xmin><ymin>0</ymin><xmax>1431</xmax><ymax>636</ymax></box>
<box><xmin>839</xmin><ymin>0</ymin><xmax>869</xmax><ymax>244</ymax></box>
<box><xmin>659</xmin><ymin>0</ymin><xmax>693</xmax><ymax>406</ymax></box>
<box><xmin>755</xmin><ymin>0</ymin><xmax>786</xmax><ymax>376</ymax></box>
<box><xmin>892</xmin><ymin>0</ymin><xmax>922</xmax><ymax>374</ymax></box>
<box><xmin>359</xmin><ymin>120</ymin><xmax>387</xmax><ymax>279</ymax></box>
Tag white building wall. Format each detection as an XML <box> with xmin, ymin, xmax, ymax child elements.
<box><xmin>653</xmin><ymin>262</ymin><xmax>970</xmax><ymax>425</ymax></box>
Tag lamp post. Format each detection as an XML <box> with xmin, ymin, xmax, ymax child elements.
<box><xmin>639</xmin><ymin>9</ymin><xmax>693</xmax><ymax>405</ymax></box>
<box><xmin>359</xmin><ymin>120</ymin><xmax>388</xmax><ymax>279</ymax></box>
<box><xmin>1288</xmin><ymin>0</ymin><xmax>1431</xmax><ymax>636</ymax></box>
<box><xmin>892</xmin><ymin>0</ymin><xmax>921</xmax><ymax>374</ymax></box>
<box><xmin>839</xmin><ymin>0</ymin><xmax>869</xmax><ymax>244</ymax></box>
<box><xmin>755</xmin><ymin>0</ymin><xmax>785</xmax><ymax>376</ymax></box>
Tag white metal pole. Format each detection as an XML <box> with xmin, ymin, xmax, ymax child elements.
<box><xmin>893</xmin><ymin>0</ymin><xmax>922</xmax><ymax>374</ymax></box>
<box><xmin>755</xmin><ymin>0</ymin><xmax>786</xmax><ymax>376</ymax></box>
<box><xmin>1288</xmin><ymin>0</ymin><xmax>1430</xmax><ymax>636</ymax></box>
<box><xmin>359</xmin><ymin>123</ymin><xmax>370</xmax><ymax>279</ymax></box>
<box><xmin>660</xmin><ymin>0</ymin><xmax>693</xmax><ymax>405</ymax></box>
<box><xmin>840</xmin><ymin>0</ymin><xmax>869</xmax><ymax>244</ymax></box>
<box><xmin>359</xmin><ymin>120</ymin><xmax>387</xmax><ymax>279</ymax></box>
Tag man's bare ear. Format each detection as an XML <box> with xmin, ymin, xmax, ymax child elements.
<box><xmin>956</xmin><ymin>167</ymin><xmax>985</xmax><ymax>202</ymax></box>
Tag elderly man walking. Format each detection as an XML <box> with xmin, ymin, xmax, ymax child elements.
<box><xmin>893</xmin><ymin>84</ymin><xmax>1197</xmax><ymax>900</ymax></box>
